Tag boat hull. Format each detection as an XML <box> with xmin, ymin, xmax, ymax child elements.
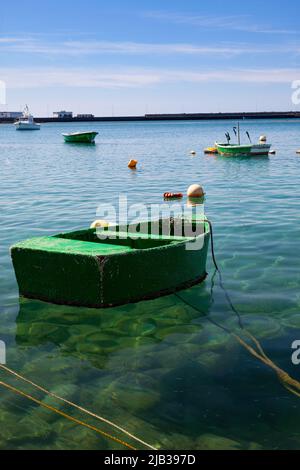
<box><xmin>63</xmin><ymin>132</ymin><xmax>98</xmax><ymax>143</ymax></box>
<box><xmin>15</xmin><ymin>123</ymin><xmax>40</xmax><ymax>130</ymax></box>
<box><xmin>251</xmin><ymin>144</ymin><xmax>271</xmax><ymax>155</ymax></box>
<box><xmin>216</xmin><ymin>142</ymin><xmax>271</xmax><ymax>157</ymax></box>
<box><xmin>215</xmin><ymin>143</ymin><xmax>253</xmax><ymax>157</ymax></box>
<box><xmin>11</xmin><ymin>218</ymin><xmax>210</xmax><ymax>308</ymax></box>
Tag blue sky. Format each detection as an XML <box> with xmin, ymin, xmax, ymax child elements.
<box><xmin>0</xmin><ymin>0</ymin><xmax>300</xmax><ymax>115</ymax></box>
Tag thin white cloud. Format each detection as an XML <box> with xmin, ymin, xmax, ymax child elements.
<box><xmin>0</xmin><ymin>66</ymin><xmax>299</xmax><ymax>89</ymax></box>
<box><xmin>61</xmin><ymin>40</ymin><xmax>282</xmax><ymax>56</ymax></box>
<box><xmin>0</xmin><ymin>37</ymin><xmax>28</xmax><ymax>43</ymax></box>
<box><xmin>144</xmin><ymin>11</ymin><xmax>299</xmax><ymax>35</ymax></box>
<box><xmin>0</xmin><ymin>36</ymin><xmax>299</xmax><ymax>57</ymax></box>
<box><xmin>0</xmin><ymin>68</ymin><xmax>162</xmax><ymax>88</ymax></box>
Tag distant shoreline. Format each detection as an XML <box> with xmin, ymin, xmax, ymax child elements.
<box><xmin>1</xmin><ymin>111</ymin><xmax>300</xmax><ymax>123</ymax></box>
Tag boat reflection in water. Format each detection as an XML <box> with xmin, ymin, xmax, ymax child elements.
<box><xmin>15</xmin><ymin>291</ymin><xmax>211</xmax><ymax>371</ymax></box>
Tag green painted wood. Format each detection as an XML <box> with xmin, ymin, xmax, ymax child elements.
<box><xmin>62</xmin><ymin>132</ymin><xmax>98</xmax><ymax>143</ymax></box>
<box><xmin>10</xmin><ymin>218</ymin><xmax>210</xmax><ymax>308</ymax></box>
<box><xmin>216</xmin><ymin>143</ymin><xmax>253</xmax><ymax>156</ymax></box>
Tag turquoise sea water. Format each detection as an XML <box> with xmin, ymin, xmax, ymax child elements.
<box><xmin>1</xmin><ymin>119</ymin><xmax>300</xmax><ymax>450</ymax></box>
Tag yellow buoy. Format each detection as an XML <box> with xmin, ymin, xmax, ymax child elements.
<box><xmin>90</xmin><ymin>220</ymin><xmax>110</xmax><ymax>229</ymax></box>
<box><xmin>128</xmin><ymin>159</ymin><xmax>138</xmax><ymax>169</ymax></box>
<box><xmin>204</xmin><ymin>147</ymin><xmax>218</xmax><ymax>154</ymax></box>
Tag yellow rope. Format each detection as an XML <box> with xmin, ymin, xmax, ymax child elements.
<box><xmin>244</xmin><ymin>330</ymin><xmax>270</xmax><ymax>361</ymax></box>
<box><xmin>232</xmin><ymin>331</ymin><xmax>300</xmax><ymax>398</ymax></box>
<box><xmin>0</xmin><ymin>379</ymin><xmax>137</xmax><ymax>450</ymax></box>
<box><xmin>0</xmin><ymin>364</ymin><xmax>155</xmax><ymax>450</ymax></box>
<box><xmin>282</xmin><ymin>383</ymin><xmax>300</xmax><ymax>399</ymax></box>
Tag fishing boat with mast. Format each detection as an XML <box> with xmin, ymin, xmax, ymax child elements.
<box><xmin>215</xmin><ymin>123</ymin><xmax>271</xmax><ymax>157</ymax></box>
<box><xmin>14</xmin><ymin>106</ymin><xmax>40</xmax><ymax>131</ymax></box>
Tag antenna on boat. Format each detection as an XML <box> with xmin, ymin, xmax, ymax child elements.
<box><xmin>246</xmin><ymin>131</ymin><xmax>252</xmax><ymax>143</ymax></box>
<box><xmin>23</xmin><ymin>104</ymin><xmax>29</xmax><ymax>117</ymax></box>
<box><xmin>237</xmin><ymin>122</ymin><xmax>241</xmax><ymax>145</ymax></box>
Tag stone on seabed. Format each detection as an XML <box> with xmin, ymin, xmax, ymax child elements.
<box><xmin>196</xmin><ymin>433</ymin><xmax>242</xmax><ymax>450</ymax></box>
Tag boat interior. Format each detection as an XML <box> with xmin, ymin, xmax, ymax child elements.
<box><xmin>55</xmin><ymin>218</ymin><xmax>207</xmax><ymax>251</ymax></box>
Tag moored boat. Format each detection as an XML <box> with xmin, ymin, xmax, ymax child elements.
<box><xmin>62</xmin><ymin>131</ymin><xmax>98</xmax><ymax>143</ymax></box>
<box><xmin>10</xmin><ymin>216</ymin><xmax>210</xmax><ymax>308</ymax></box>
<box><xmin>215</xmin><ymin>124</ymin><xmax>272</xmax><ymax>157</ymax></box>
<box><xmin>14</xmin><ymin>106</ymin><xmax>40</xmax><ymax>131</ymax></box>
<box><xmin>215</xmin><ymin>143</ymin><xmax>253</xmax><ymax>157</ymax></box>
<box><xmin>251</xmin><ymin>143</ymin><xmax>271</xmax><ymax>155</ymax></box>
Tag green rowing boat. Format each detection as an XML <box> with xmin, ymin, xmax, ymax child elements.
<box><xmin>215</xmin><ymin>142</ymin><xmax>253</xmax><ymax>157</ymax></box>
<box><xmin>62</xmin><ymin>131</ymin><xmax>98</xmax><ymax>143</ymax></box>
<box><xmin>10</xmin><ymin>217</ymin><xmax>210</xmax><ymax>308</ymax></box>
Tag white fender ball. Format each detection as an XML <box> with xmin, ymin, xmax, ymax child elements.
<box><xmin>90</xmin><ymin>220</ymin><xmax>110</xmax><ymax>229</ymax></box>
<box><xmin>187</xmin><ymin>184</ymin><xmax>205</xmax><ymax>198</ymax></box>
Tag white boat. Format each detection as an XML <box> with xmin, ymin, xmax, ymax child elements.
<box><xmin>14</xmin><ymin>106</ymin><xmax>40</xmax><ymax>131</ymax></box>
<box><xmin>251</xmin><ymin>143</ymin><xmax>271</xmax><ymax>156</ymax></box>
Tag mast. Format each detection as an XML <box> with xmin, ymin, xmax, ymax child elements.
<box><xmin>237</xmin><ymin>122</ymin><xmax>240</xmax><ymax>145</ymax></box>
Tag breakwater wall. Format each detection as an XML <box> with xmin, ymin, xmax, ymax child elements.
<box><xmin>1</xmin><ymin>111</ymin><xmax>300</xmax><ymax>124</ymax></box>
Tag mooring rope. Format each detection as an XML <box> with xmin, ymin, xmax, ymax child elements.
<box><xmin>177</xmin><ymin>288</ymin><xmax>300</xmax><ymax>400</ymax></box>
<box><xmin>177</xmin><ymin>218</ymin><xmax>300</xmax><ymax>402</ymax></box>
<box><xmin>207</xmin><ymin>219</ymin><xmax>243</xmax><ymax>329</ymax></box>
<box><xmin>0</xmin><ymin>379</ymin><xmax>137</xmax><ymax>450</ymax></box>
<box><xmin>0</xmin><ymin>364</ymin><xmax>156</xmax><ymax>450</ymax></box>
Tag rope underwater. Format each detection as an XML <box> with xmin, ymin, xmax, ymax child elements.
<box><xmin>0</xmin><ymin>363</ymin><xmax>156</xmax><ymax>450</ymax></box>
<box><xmin>177</xmin><ymin>218</ymin><xmax>300</xmax><ymax>401</ymax></box>
<box><xmin>0</xmin><ymin>379</ymin><xmax>136</xmax><ymax>450</ymax></box>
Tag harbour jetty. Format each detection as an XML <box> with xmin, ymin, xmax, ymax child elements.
<box><xmin>1</xmin><ymin>111</ymin><xmax>300</xmax><ymax>124</ymax></box>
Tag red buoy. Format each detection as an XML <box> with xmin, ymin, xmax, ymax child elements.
<box><xmin>163</xmin><ymin>193</ymin><xmax>183</xmax><ymax>199</ymax></box>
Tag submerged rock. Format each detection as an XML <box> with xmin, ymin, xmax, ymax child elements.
<box><xmin>94</xmin><ymin>372</ymin><xmax>160</xmax><ymax>414</ymax></box>
<box><xmin>158</xmin><ymin>432</ymin><xmax>196</xmax><ymax>450</ymax></box>
<box><xmin>155</xmin><ymin>324</ymin><xmax>201</xmax><ymax>343</ymax></box>
<box><xmin>282</xmin><ymin>313</ymin><xmax>300</xmax><ymax>330</ymax></box>
<box><xmin>196</xmin><ymin>433</ymin><xmax>242</xmax><ymax>450</ymax></box>
<box><xmin>235</xmin><ymin>315</ymin><xmax>282</xmax><ymax>340</ymax></box>
<box><xmin>113</xmin><ymin>317</ymin><xmax>157</xmax><ymax>337</ymax></box>
<box><xmin>193</xmin><ymin>351</ymin><xmax>223</xmax><ymax>371</ymax></box>
<box><xmin>110</xmin><ymin>387</ymin><xmax>160</xmax><ymax>413</ymax></box>
<box><xmin>53</xmin><ymin>422</ymin><xmax>110</xmax><ymax>450</ymax></box>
